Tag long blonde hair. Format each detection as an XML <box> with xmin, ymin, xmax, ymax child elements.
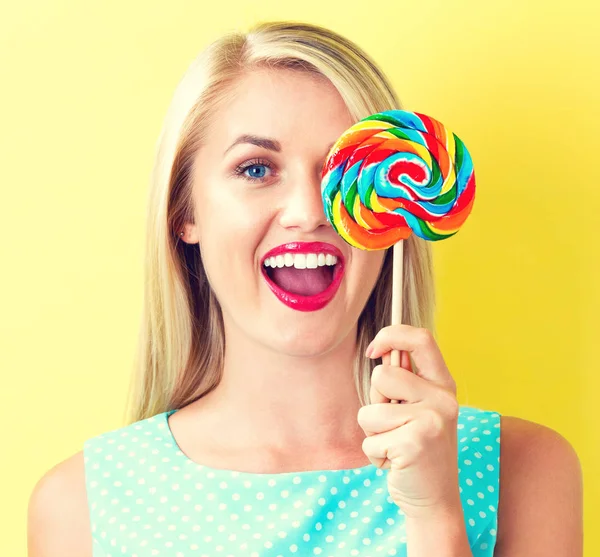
<box><xmin>124</xmin><ymin>21</ymin><xmax>436</xmax><ymax>425</ymax></box>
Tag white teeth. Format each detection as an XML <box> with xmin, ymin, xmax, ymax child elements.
<box><xmin>264</xmin><ymin>252</ymin><xmax>339</xmax><ymax>268</ymax></box>
<box><xmin>293</xmin><ymin>254</ymin><xmax>307</xmax><ymax>269</ymax></box>
<box><xmin>306</xmin><ymin>254</ymin><xmax>318</xmax><ymax>269</ymax></box>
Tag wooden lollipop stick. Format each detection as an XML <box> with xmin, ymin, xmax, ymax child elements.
<box><xmin>389</xmin><ymin>241</ymin><xmax>404</xmax><ymax>404</ymax></box>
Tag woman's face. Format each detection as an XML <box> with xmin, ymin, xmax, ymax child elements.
<box><xmin>186</xmin><ymin>67</ymin><xmax>386</xmax><ymax>357</ymax></box>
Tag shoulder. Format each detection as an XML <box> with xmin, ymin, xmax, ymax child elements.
<box><xmin>496</xmin><ymin>415</ymin><xmax>583</xmax><ymax>555</ymax></box>
<box><xmin>498</xmin><ymin>414</ymin><xmax>582</xmax><ymax>491</ymax></box>
<box><xmin>28</xmin><ymin>450</ymin><xmax>93</xmax><ymax>557</ymax></box>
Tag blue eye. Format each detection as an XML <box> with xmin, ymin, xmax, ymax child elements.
<box><xmin>234</xmin><ymin>158</ymin><xmax>274</xmax><ymax>183</ymax></box>
<box><xmin>245</xmin><ymin>164</ymin><xmax>267</xmax><ymax>178</ymax></box>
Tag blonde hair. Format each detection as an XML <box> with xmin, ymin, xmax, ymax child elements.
<box><xmin>124</xmin><ymin>21</ymin><xmax>436</xmax><ymax>424</ymax></box>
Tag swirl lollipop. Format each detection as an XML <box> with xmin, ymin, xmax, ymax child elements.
<box><xmin>320</xmin><ymin>110</ymin><xmax>476</xmax><ymax>401</ymax></box>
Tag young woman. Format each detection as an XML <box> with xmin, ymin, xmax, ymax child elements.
<box><xmin>28</xmin><ymin>21</ymin><xmax>583</xmax><ymax>557</ymax></box>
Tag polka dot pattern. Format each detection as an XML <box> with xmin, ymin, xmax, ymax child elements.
<box><xmin>83</xmin><ymin>405</ymin><xmax>500</xmax><ymax>557</ymax></box>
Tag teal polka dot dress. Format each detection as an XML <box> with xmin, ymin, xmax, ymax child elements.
<box><xmin>83</xmin><ymin>405</ymin><xmax>501</xmax><ymax>556</ymax></box>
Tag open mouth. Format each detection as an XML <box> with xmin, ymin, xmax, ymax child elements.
<box><xmin>265</xmin><ymin>260</ymin><xmax>335</xmax><ymax>296</ymax></box>
<box><xmin>260</xmin><ymin>244</ymin><xmax>345</xmax><ymax>312</ymax></box>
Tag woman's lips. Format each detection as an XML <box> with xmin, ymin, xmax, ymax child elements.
<box><xmin>260</xmin><ymin>242</ymin><xmax>345</xmax><ymax>312</ymax></box>
<box><xmin>261</xmin><ymin>262</ymin><xmax>344</xmax><ymax>311</ymax></box>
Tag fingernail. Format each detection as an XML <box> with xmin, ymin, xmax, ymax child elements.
<box><xmin>365</xmin><ymin>344</ymin><xmax>374</xmax><ymax>358</ymax></box>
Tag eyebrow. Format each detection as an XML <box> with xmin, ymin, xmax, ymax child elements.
<box><xmin>224</xmin><ymin>135</ymin><xmax>281</xmax><ymax>155</ymax></box>
<box><xmin>223</xmin><ymin>134</ymin><xmax>336</xmax><ymax>157</ymax></box>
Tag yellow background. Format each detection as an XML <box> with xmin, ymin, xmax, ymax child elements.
<box><xmin>1</xmin><ymin>0</ymin><xmax>598</xmax><ymax>555</ymax></box>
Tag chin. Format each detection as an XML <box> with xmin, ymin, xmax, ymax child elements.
<box><xmin>266</xmin><ymin>317</ymin><xmax>351</xmax><ymax>359</ymax></box>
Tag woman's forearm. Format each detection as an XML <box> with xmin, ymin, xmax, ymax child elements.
<box><xmin>404</xmin><ymin>501</ymin><xmax>474</xmax><ymax>557</ymax></box>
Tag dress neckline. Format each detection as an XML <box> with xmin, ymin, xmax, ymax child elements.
<box><xmin>161</xmin><ymin>408</ymin><xmax>377</xmax><ymax>479</ymax></box>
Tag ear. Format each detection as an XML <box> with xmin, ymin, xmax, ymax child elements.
<box><xmin>180</xmin><ymin>222</ymin><xmax>200</xmax><ymax>244</ymax></box>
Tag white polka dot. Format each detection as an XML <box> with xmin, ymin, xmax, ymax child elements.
<box><xmin>83</xmin><ymin>407</ymin><xmax>501</xmax><ymax>556</ymax></box>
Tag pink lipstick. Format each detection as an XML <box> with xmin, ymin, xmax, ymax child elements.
<box><xmin>260</xmin><ymin>242</ymin><xmax>345</xmax><ymax>312</ymax></box>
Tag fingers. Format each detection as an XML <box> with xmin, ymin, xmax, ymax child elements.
<box><xmin>369</xmin><ymin>363</ymin><xmax>425</xmax><ymax>405</ymax></box>
<box><xmin>361</xmin><ymin>426</ymin><xmax>406</xmax><ymax>469</ymax></box>
<box><xmin>357</xmin><ymin>401</ymin><xmax>412</xmax><ymax>435</ymax></box>
<box><xmin>366</xmin><ymin>325</ymin><xmax>449</xmax><ymax>386</ymax></box>
<box><xmin>401</xmin><ymin>350</ymin><xmax>414</xmax><ymax>373</ymax></box>
<box><xmin>380</xmin><ymin>350</ymin><xmax>413</xmax><ymax>373</ymax></box>
<box><xmin>382</xmin><ymin>352</ymin><xmax>391</xmax><ymax>366</ymax></box>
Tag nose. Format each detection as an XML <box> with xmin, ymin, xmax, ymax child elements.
<box><xmin>278</xmin><ymin>165</ymin><xmax>330</xmax><ymax>233</ymax></box>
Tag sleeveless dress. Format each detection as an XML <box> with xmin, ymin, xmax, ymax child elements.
<box><xmin>83</xmin><ymin>405</ymin><xmax>501</xmax><ymax>557</ymax></box>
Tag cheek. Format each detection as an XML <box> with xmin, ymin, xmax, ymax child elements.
<box><xmin>195</xmin><ymin>197</ymin><xmax>271</xmax><ymax>287</ymax></box>
<box><xmin>348</xmin><ymin>251</ymin><xmax>387</xmax><ymax>299</ymax></box>
<box><xmin>202</xmin><ymin>185</ymin><xmax>272</xmax><ymax>235</ymax></box>
<box><xmin>354</xmin><ymin>251</ymin><xmax>386</xmax><ymax>279</ymax></box>
<box><xmin>197</xmin><ymin>189</ymin><xmax>257</xmax><ymax>247</ymax></box>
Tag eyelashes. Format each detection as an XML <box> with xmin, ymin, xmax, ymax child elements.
<box><xmin>232</xmin><ymin>158</ymin><xmax>276</xmax><ymax>183</ymax></box>
<box><xmin>231</xmin><ymin>158</ymin><xmax>326</xmax><ymax>184</ymax></box>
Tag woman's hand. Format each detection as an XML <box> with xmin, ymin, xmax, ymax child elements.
<box><xmin>357</xmin><ymin>324</ymin><xmax>461</xmax><ymax>520</ymax></box>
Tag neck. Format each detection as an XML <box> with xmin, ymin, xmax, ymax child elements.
<box><xmin>198</xmin><ymin>319</ymin><xmax>366</xmax><ymax>455</ymax></box>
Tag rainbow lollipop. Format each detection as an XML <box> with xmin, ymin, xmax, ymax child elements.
<box><xmin>320</xmin><ymin>110</ymin><xmax>476</xmax><ymax>400</ymax></box>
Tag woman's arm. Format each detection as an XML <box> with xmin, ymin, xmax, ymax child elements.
<box><xmin>27</xmin><ymin>451</ymin><xmax>95</xmax><ymax>557</ymax></box>
<box><xmin>495</xmin><ymin>416</ymin><xmax>583</xmax><ymax>556</ymax></box>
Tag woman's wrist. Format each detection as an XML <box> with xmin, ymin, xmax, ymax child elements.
<box><xmin>404</xmin><ymin>499</ymin><xmax>473</xmax><ymax>557</ymax></box>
